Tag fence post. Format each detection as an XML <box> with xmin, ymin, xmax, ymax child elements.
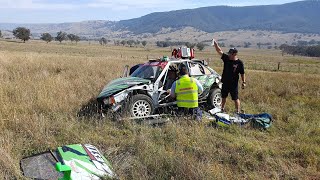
<box><xmin>254</xmin><ymin>60</ymin><xmax>257</xmax><ymax>70</ymax></box>
<box><xmin>298</xmin><ymin>63</ymin><xmax>301</xmax><ymax>72</ymax></box>
<box><xmin>278</xmin><ymin>62</ymin><xmax>281</xmax><ymax>71</ymax></box>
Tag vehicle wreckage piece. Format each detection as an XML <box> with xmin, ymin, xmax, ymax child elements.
<box><xmin>20</xmin><ymin>144</ymin><xmax>115</xmax><ymax>180</ymax></box>
<box><xmin>129</xmin><ymin>114</ymin><xmax>171</xmax><ymax>125</ymax></box>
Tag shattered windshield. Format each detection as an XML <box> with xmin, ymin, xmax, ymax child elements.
<box><xmin>130</xmin><ymin>65</ymin><xmax>161</xmax><ymax>81</ymax></box>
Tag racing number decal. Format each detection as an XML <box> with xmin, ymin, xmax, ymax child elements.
<box><xmin>83</xmin><ymin>144</ymin><xmax>114</xmax><ymax>176</ymax></box>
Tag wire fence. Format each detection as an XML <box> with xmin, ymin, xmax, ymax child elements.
<box><xmin>113</xmin><ymin>54</ymin><xmax>320</xmax><ymax>74</ymax></box>
<box><xmin>207</xmin><ymin>58</ymin><xmax>320</xmax><ymax>74</ymax></box>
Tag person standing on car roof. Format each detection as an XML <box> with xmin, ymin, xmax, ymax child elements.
<box><xmin>212</xmin><ymin>39</ymin><xmax>246</xmax><ymax>113</ymax></box>
<box><xmin>169</xmin><ymin>64</ymin><xmax>203</xmax><ymax>120</ymax></box>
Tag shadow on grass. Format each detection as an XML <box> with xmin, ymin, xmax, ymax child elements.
<box><xmin>1</xmin><ymin>39</ymin><xmax>25</xmax><ymax>43</ymax></box>
<box><xmin>77</xmin><ymin>97</ymin><xmax>102</xmax><ymax>119</ymax></box>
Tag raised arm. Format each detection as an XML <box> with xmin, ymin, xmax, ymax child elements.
<box><xmin>212</xmin><ymin>39</ymin><xmax>223</xmax><ymax>57</ymax></box>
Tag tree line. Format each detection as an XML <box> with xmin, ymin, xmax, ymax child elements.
<box><xmin>5</xmin><ymin>27</ymin><xmax>81</xmax><ymax>44</ymax></box>
<box><xmin>99</xmin><ymin>38</ymin><xmax>148</xmax><ymax>47</ymax></box>
<box><xmin>156</xmin><ymin>41</ymin><xmax>206</xmax><ymax>51</ymax></box>
<box><xmin>3</xmin><ymin>27</ymin><xmax>150</xmax><ymax>47</ymax></box>
<box><xmin>279</xmin><ymin>44</ymin><xmax>320</xmax><ymax>57</ymax></box>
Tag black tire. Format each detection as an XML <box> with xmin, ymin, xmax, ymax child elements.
<box><xmin>208</xmin><ymin>88</ymin><xmax>222</xmax><ymax>109</ymax></box>
<box><xmin>129</xmin><ymin>94</ymin><xmax>154</xmax><ymax>118</ymax></box>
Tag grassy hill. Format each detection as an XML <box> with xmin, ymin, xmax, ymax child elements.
<box><xmin>115</xmin><ymin>0</ymin><xmax>320</xmax><ymax>34</ymax></box>
<box><xmin>1</xmin><ymin>1</ymin><xmax>320</xmax><ymax>38</ymax></box>
<box><xmin>0</xmin><ymin>40</ymin><xmax>319</xmax><ymax>179</ymax></box>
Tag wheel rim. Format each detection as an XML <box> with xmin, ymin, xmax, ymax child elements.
<box><xmin>131</xmin><ymin>100</ymin><xmax>151</xmax><ymax>117</ymax></box>
<box><xmin>213</xmin><ymin>93</ymin><xmax>222</xmax><ymax>107</ymax></box>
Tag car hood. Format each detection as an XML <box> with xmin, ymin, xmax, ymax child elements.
<box><xmin>97</xmin><ymin>77</ymin><xmax>151</xmax><ymax>99</ymax></box>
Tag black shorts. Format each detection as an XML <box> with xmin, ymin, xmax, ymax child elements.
<box><xmin>221</xmin><ymin>83</ymin><xmax>238</xmax><ymax>100</ymax></box>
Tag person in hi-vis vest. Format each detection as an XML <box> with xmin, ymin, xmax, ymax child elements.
<box><xmin>168</xmin><ymin>64</ymin><xmax>203</xmax><ymax>120</ymax></box>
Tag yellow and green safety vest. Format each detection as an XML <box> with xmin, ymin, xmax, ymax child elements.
<box><xmin>175</xmin><ymin>75</ymin><xmax>198</xmax><ymax>108</ymax></box>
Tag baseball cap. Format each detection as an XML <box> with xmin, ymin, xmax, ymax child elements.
<box><xmin>228</xmin><ymin>48</ymin><xmax>238</xmax><ymax>55</ymax></box>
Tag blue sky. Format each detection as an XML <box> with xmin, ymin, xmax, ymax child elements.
<box><xmin>0</xmin><ymin>0</ymin><xmax>302</xmax><ymax>23</ymax></box>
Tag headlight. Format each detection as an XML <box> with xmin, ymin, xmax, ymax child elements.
<box><xmin>103</xmin><ymin>98</ymin><xmax>109</xmax><ymax>105</ymax></box>
<box><xmin>103</xmin><ymin>96</ymin><xmax>116</xmax><ymax>105</ymax></box>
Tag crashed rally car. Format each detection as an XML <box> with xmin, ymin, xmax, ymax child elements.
<box><xmin>97</xmin><ymin>48</ymin><xmax>222</xmax><ymax>118</ymax></box>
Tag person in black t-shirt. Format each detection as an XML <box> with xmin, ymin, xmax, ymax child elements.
<box><xmin>212</xmin><ymin>39</ymin><xmax>246</xmax><ymax>113</ymax></box>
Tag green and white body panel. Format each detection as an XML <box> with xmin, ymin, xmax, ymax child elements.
<box><xmin>20</xmin><ymin>144</ymin><xmax>116</xmax><ymax>180</ymax></box>
<box><xmin>97</xmin><ymin>77</ymin><xmax>151</xmax><ymax>99</ymax></box>
<box><xmin>56</xmin><ymin>144</ymin><xmax>115</xmax><ymax>180</ymax></box>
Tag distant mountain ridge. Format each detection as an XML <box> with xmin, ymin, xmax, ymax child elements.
<box><xmin>0</xmin><ymin>0</ymin><xmax>319</xmax><ymax>37</ymax></box>
<box><xmin>115</xmin><ymin>0</ymin><xmax>320</xmax><ymax>34</ymax></box>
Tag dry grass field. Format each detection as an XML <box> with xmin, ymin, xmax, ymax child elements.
<box><xmin>0</xmin><ymin>40</ymin><xmax>320</xmax><ymax>179</ymax></box>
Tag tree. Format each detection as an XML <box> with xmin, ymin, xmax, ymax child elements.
<box><xmin>40</xmin><ymin>33</ymin><xmax>53</xmax><ymax>43</ymax></box>
<box><xmin>0</xmin><ymin>30</ymin><xmax>2</xmax><ymax>38</ymax></box>
<box><xmin>156</xmin><ymin>41</ymin><xmax>170</xmax><ymax>47</ymax></box>
<box><xmin>244</xmin><ymin>42</ymin><xmax>251</xmax><ymax>48</ymax></box>
<box><xmin>257</xmin><ymin>42</ymin><xmax>261</xmax><ymax>49</ymax></box>
<box><xmin>196</xmin><ymin>43</ymin><xmax>205</xmax><ymax>51</ymax></box>
<box><xmin>67</xmin><ymin>34</ymin><xmax>77</xmax><ymax>43</ymax></box>
<box><xmin>55</xmin><ymin>31</ymin><xmax>67</xmax><ymax>43</ymax></box>
<box><xmin>135</xmin><ymin>40</ymin><xmax>140</xmax><ymax>46</ymax></box>
<box><xmin>120</xmin><ymin>40</ymin><xmax>126</xmax><ymax>46</ymax></box>
<box><xmin>279</xmin><ymin>44</ymin><xmax>289</xmax><ymax>56</ymax></box>
<box><xmin>185</xmin><ymin>42</ymin><xmax>196</xmax><ymax>49</ymax></box>
<box><xmin>114</xmin><ymin>40</ymin><xmax>120</xmax><ymax>46</ymax></box>
<box><xmin>309</xmin><ymin>39</ymin><xmax>316</xmax><ymax>45</ymax></box>
<box><xmin>142</xmin><ymin>41</ymin><xmax>147</xmax><ymax>47</ymax></box>
<box><xmin>74</xmin><ymin>35</ymin><xmax>80</xmax><ymax>44</ymax></box>
<box><xmin>67</xmin><ymin>34</ymin><xmax>80</xmax><ymax>43</ymax></box>
<box><xmin>297</xmin><ymin>40</ymin><xmax>308</xmax><ymax>46</ymax></box>
<box><xmin>99</xmin><ymin>37</ymin><xmax>107</xmax><ymax>45</ymax></box>
<box><xmin>13</xmin><ymin>27</ymin><xmax>30</xmax><ymax>43</ymax></box>
<box><xmin>127</xmin><ymin>40</ymin><xmax>135</xmax><ymax>47</ymax></box>
<box><xmin>306</xmin><ymin>45</ymin><xmax>320</xmax><ymax>57</ymax></box>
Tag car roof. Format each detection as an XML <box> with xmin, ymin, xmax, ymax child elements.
<box><xmin>143</xmin><ymin>61</ymin><xmax>168</xmax><ymax>69</ymax></box>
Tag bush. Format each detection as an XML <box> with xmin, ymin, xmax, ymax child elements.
<box><xmin>196</xmin><ymin>43</ymin><xmax>205</xmax><ymax>51</ymax></box>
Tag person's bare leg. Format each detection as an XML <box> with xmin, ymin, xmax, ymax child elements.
<box><xmin>221</xmin><ymin>98</ymin><xmax>226</xmax><ymax>111</ymax></box>
<box><xmin>234</xmin><ymin>99</ymin><xmax>240</xmax><ymax>113</ymax></box>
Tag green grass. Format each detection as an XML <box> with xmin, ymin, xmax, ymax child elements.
<box><xmin>0</xmin><ymin>40</ymin><xmax>319</xmax><ymax>179</ymax></box>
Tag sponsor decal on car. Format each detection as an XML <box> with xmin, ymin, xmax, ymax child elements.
<box><xmin>83</xmin><ymin>144</ymin><xmax>114</xmax><ymax>177</ymax></box>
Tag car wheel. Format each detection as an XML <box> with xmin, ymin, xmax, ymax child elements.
<box><xmin>129</xmin><ymin>94</ymin><xmax>154</xmax><ymax>118</ymax></box>
<box><xmin>208</xmin><ymin>88</ymin><xmax>222</xmax><ymax>109</ymax></box>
